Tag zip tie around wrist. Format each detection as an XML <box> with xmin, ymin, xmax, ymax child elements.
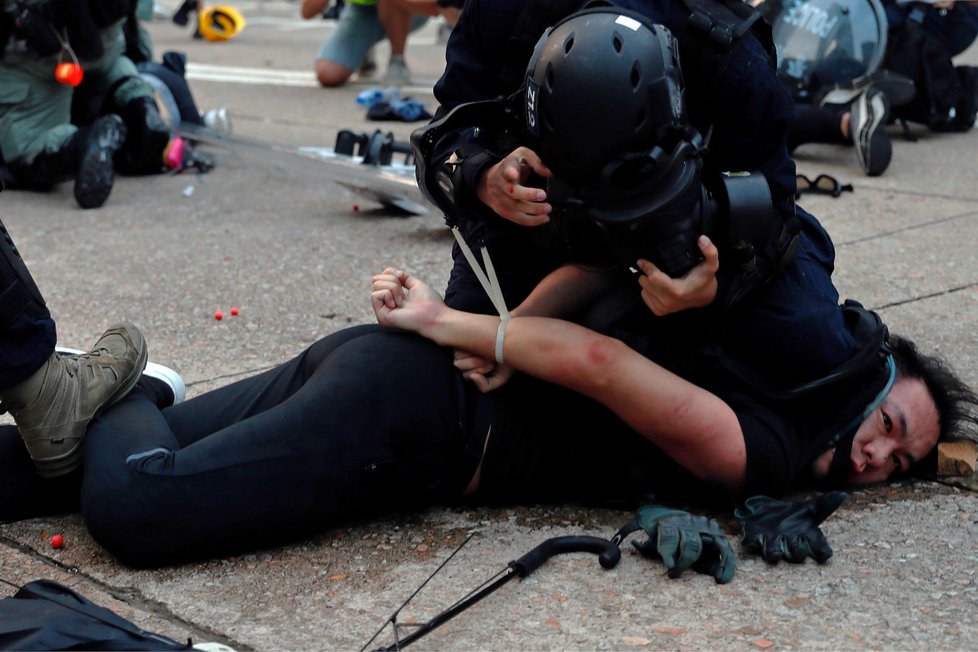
<box><xmin>495</xmin><ymin>316</ymin><xmax>510</xmax><ymax>364</ymax></box>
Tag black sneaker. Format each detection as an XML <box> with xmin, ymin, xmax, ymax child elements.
<box><xmin>172</xmin><ymin>0</ymin><xmax>198</xmax><ymax>26</ymax></box>
<box><xmin>74</xmin><ymin>114</ymin><xmax>126</xmax><ymax>209</ymax></box>
<box><xmin>851</xmin><ymin>86</ymin><xmax>892</xmax><ymax>177</ymax></box>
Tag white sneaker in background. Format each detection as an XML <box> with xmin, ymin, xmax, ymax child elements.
<box><xmin>383</xmin><ymin>55</ymin><xmax>412</xmax><ymax>87</ymax></box>
<box><xmin>203</xmin><ymin>108</ymin><xmax>232</xmax><ymax>135</ymax></box>
<box><xmin>851</xmin><ymin>86</ymin><xmax>892</xmax><ymax>177</ymax></box>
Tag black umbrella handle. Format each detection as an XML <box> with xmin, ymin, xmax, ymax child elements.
<box><xmin>511</xmin><ymin>535</ymin><xmax>621</xmax><ymax>576</ymax></box>
<box><xmin>370</xmin><ymin>534</ymin><xmax>622</xmax><ymax>651</ymax></box>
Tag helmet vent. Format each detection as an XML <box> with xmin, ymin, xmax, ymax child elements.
<box><xmin>563</xmin><ymin>35</ymin><xmax>575</xmax><ymax>55</ymax></box>
<box><xmin>612</xmin><ymin>35</ymin><xmax>623</xmax><ymax>53</ymax></box>
<box><xmin>630</xmin><ymin>62</ymin><xmax>641</xmax><ymax>88</ymax></box>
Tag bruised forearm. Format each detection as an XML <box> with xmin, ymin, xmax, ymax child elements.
<box><xmin>425</xmin><ymin>309</ymin><xmax>747</xmax><ymax>492</ymax></box>
<box><xmin>428</xmin><ymin>311</ymin><xmax>652</xmax><ymax>428</ymax></box>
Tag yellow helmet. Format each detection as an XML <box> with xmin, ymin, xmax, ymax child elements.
<box><xmin>198</xmin><ymin>5</ymin><xmax>246</xmax><ymax>42</ymax></box>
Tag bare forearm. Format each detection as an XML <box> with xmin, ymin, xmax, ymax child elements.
<box><xmin>372</xmin><ymin>269</ymin><xmax>746</xmax><ymax>492</ymax></box>
<box><xmin>427</xmin><ymin>310</ymin><xmax>747</xmax><ymax>491</ymax></box>
<box><xmin>428</xmin><ymin>310</ymin><xmax>600</xmax><ymax>389</ymax></box>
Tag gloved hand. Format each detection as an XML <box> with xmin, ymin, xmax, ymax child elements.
<box><xmin>735</xmin><ymin>492</ymin><xmax>848</xmax><ymax>564</ymax></box>
<box><xmin>630</xmin><ymin>505</ymin><xmax>736</xmax><ymax>584</ymax></box>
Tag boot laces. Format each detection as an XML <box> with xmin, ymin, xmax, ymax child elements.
<box><xmin>60</xmin><ymin>349</ymin><xmax>111</xmax><ymax>379</ymax></box>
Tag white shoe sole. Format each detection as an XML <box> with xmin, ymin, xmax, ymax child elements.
<box><xmin>56</xmin><ymin>347</ymin><xmax>186</xmax><ymax>404</ymax></box>
<box><xmin>853</xmin><ymin>91</ymin><xmax>891</xmax><ymax>177</ymax></box>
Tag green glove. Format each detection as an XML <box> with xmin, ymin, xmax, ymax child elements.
<box><xmin>735</xmin><ymin>492</ymin><xmax>848</xmax><ymax>564</ymax></box>
<box><xmin>631</xmin><ymin>505</ymin><xmax>736</xmax><ymax>584</ymax></box>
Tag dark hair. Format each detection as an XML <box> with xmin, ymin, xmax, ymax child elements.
<box><xmin>890</xmin><ymin>334</ymin><xmax>978</xmax><ymax>472</ymax></box>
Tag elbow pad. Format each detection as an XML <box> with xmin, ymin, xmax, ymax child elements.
<box><xmin>431</xmin><ymin>146</ymin><xmax>502</xmax><ymax>227</ymax></box>
<box><xmin>410</xmin><ymin>98</ymin><xmax>519</xmax><ymax>226</ymax></box>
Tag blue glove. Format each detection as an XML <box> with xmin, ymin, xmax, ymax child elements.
<box><xmin>735</xmin><ymin>492</ymin><xmax>848</xmax><ymax>564</ymax></box>
<box><xmin>630</xmin><ymin>505</ymin><xmax>737</xmax><ymax>584</ymax></box>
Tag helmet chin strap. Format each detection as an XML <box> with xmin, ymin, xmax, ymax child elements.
<box><xmin>824</xmin><ymin>355</ymin><xmax>897</xmax><ymax>487</ymax></box>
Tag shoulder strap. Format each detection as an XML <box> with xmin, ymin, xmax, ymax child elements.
<box><xmin>681</xmin><ymin>0</ymin><xmax>761</xmax><ymax>48</ymax></box>
<box><xmin>680</xmin><ymin>0</ymin><xmax>775</xmax><ymax>66</ymax></box>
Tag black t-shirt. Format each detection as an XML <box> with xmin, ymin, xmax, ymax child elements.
<box><xmin>475</xmin><ymin>329</ymin><xmax>889</xmax><ymax>504</ymax></box>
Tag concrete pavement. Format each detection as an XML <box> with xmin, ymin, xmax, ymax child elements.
<box><xmin>1</xmin><ymin>2</ymin><xmax>977</xmax><ymax>650</ymax></box>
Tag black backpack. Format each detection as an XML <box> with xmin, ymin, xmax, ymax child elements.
<box><xmin>884</xmin><ymin>9</ymin><xmax>978</xmax><ymax>133</ymax></box>
<box><xmin>0</xmin><ymin>579</ymin><xmax>192</xmax><ymax>651</ymax></box>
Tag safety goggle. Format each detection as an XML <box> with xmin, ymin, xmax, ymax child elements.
<box><xmin>795</xmin><ymin>173</ymin><xmax>853</xmax><ymax>199</ymax></box>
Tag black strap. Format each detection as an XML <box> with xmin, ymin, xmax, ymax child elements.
<box><xmin>681</xmin><ymin>0</ymin><xmax>762</xmax><ymax>49</ymax></box>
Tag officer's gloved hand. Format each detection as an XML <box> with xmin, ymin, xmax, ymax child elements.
<box><xmin>735</xmin><ymin>492</ymin><xmax>848</xmax><ymax>564</ymax></box>
<box><xmin>631</xmin><ymin>505</ymin><xmax>736</xmax><ymax>584</ymax></box>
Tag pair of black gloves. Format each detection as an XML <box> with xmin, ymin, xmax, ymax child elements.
<box><xmin>624</xmin><ymin>491</ymin><xmax>848</xmax><ymax>584</ymax></box>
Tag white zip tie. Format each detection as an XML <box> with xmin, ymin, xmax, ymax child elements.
<box><xmin>494</xmin><ymin>318</ymin><xmax>509</xmax><ymax>365</ymax></box>
<box><xmin>451</xmin><ymin>227</ymin><xmax>511</xmax><ymax>320</ymax></box>
<box><xmin>451</xmin><ymin>227</ymin><xmax>511</xmax><ymax>363</ymax></box>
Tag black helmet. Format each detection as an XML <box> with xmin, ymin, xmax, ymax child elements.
<box><xmin>524</xmin><ymin>7</ymin><xmax>706</xmax><ymax>231</ymax></box>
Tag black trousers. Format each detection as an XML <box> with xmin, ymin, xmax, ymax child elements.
<box><xmin>788</xmin><ymin>103</ymin><xmax>849</xmax><ymax>153</ymax></box>
<box><xmin>79</xmin><ymin>325</ymin><xmax>484</xmax><ymax>567</ymax></box>
<box><xmin>0</xmin><ymin>324</ymin><xmax>683</xmax><ymax>567</ymax></box>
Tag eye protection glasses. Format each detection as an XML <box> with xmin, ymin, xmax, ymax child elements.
<box><xmin>795</xmin><ymin>173</ymin><xmax>854</xmax><ymax>199</ymax></box>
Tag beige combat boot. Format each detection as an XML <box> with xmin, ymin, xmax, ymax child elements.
<box><xmin>0</xmin><ymin>322</ymin><xmax>147</xmax><ymax>478</ymax></box>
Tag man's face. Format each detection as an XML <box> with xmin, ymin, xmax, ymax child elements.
<box><xmin>810</xmin><ymin>377</ymin><xmax>940</xmax><ymax>485</ymax></box>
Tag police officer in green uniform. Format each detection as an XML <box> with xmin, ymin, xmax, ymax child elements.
<box><xmin>0</xmin><ymin>0</ymin><xmax>171</xmax><ymax>208</ymax></box>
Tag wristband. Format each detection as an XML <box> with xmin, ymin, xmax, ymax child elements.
<box><xmin>495</xmin><ymin>316</ymin><xmax>510</xmax><ymax>365</ymax></box>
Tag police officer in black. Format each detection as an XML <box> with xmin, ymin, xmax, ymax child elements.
<box><xmin>414</xmin><ymin>0</ymin><xmax>859</xmax><ymax>386</ymax></box>
<box><xmin>412</xmin><ymin>1</ymin><xmax>921</xmax><ymax>498</ymax></box>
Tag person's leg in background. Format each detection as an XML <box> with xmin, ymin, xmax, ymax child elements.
<box><xmin>789</xmin><ymin>103</ymin><xmax>851</xmax><ymax>153</ymax></box>
<box><xmin>789</xmin><ymin>92</ymin><xmax>892</xmax><ymax>177</ymax></box>
<box><xmin>312</xmin><ymin>1</ymin><xmax>387</xmax><ymax>87</ymax></box>
<box><xmin>377</xmin><ymin>0</ymin><xmax>434</xmax><ymax>85</ymax></box>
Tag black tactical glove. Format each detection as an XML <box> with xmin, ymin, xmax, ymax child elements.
<box><xmin>735</xmin><ymin>492</ymin><xmax>848</xmax><ymax>564</ymax></box>
<box><xmin>630</xmin><ymin>505</ymin><xmax>736</xmax><ymax>584</ymax></box>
